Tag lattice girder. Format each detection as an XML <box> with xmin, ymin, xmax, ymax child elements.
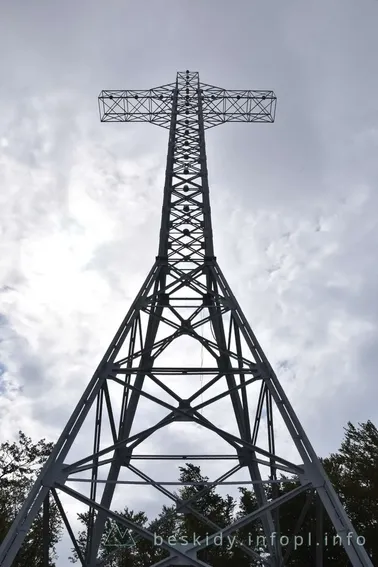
<box><xmin>99</xmin><ymin>72</ymin><xmax>276</xmax><ymax>130</ymax></box>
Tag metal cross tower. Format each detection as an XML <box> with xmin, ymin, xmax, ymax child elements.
<box><xmin>0</xmin><ymin>71</ymin><xmax>373</xmax><ymax>567</ymax></box>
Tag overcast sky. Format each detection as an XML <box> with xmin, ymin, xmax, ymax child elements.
<box><xmin>1</xmin><ymin>0</ymin><xmax>378</xmax><ymax>564</ymax></box>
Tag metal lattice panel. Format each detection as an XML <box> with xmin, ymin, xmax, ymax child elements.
<box><xmin>98</xmin><ymin>72</ymin><xmax>276</xmax><ymax>130</ymax></box>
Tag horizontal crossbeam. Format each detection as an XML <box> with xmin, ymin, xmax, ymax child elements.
<box><xmin>98</xmin><ymin>74</ymin><xmax>276</xmax><ymax>129</ymax></box>
<box><xmin>112</xmin><ymin>366</ymin><xmax>257</xmax><ymax>374</ymax></box>
<box><xmin>65</xmin><ymin>479</ymin><xmax>296</xmax><ymax>486</ymax></box>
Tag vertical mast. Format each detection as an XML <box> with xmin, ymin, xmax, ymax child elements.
<box><xmin>158</xmin><ymin>71</ymin><xmax>214</xmax><ymax>263</ymax></box>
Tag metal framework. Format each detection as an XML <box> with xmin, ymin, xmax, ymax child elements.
<box><xmin>0</xmin><ymin>71</ymin><xmax>373</xmax><ymax>567</ymax></box>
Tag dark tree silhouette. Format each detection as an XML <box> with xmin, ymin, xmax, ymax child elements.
<box><xmin>0</xmin><ymin>431</ymin><xmax>62</xmax><ymax>566</ymax></box>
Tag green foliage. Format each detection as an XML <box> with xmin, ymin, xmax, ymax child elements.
<box><xmin>175</xmin><ymin>464</ymin><xmax>237</xmax><ymax>566</ymax></box>
<box><xmin>2</xmin><ymin>420</ymin><xmax>378</xmax><ymax>566</ymax></box>
<box><xmin>325</xmin><ymin>420</ymin><xmax>378</xmax><ymax>560</ymax></box>
<box><xmin>70</xmin><ymin>508</ymin><xmax>159</xmax><ymax>567</ymax></box>
<box><xmin>0</xmin><ymin>431</ymin><xmax>62</xmax><ymax>566</ymax></box>
<box><xmin>237</xmin><ymin>421</ymin><xmax>378</xmax><ymax>565</ymax></box>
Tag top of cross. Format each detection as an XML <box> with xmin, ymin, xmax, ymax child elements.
<box><xmin>98</xmin><ymin>70</ymin><xmax>276</xmax><ymax>129</ymax></box>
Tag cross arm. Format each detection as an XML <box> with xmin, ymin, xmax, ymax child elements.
<box><xmin>199</xmin><ymin>83</ymin><xmax>277</xmax><ymax>129</ymax></box>
<box><xmin>98</xmin><ymin>83</ymin><xmax>176</xmax><ymax>129</ymax></box>
<box><xmin>98</xmin><ymin>75</ymin><xmax>277</xmax><ymax>131</ymax></box>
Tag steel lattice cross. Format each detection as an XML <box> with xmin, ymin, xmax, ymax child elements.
<box><xmin>0</xmin><ymin>71</ymin><xmax>373</xmax><ymax>567</ymax></box>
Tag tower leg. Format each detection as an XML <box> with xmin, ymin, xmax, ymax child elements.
<box><xmin>211</xmin><ymin>262</ymin><xmax>374</xmax><ymax>567</ymax></box>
